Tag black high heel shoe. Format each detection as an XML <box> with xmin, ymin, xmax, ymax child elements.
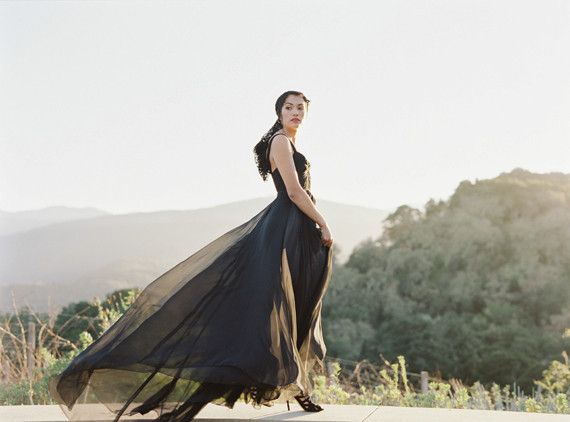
<box><xmin>293</xmin><ymin>393</ymin><xmax>323</xmax><ymax>412</ymax></box>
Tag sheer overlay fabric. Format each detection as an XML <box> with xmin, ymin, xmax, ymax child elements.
<box><xmin>50</xmin><ymin>134</ymin><xmax>332</xmax><ymax>421</ymax></box>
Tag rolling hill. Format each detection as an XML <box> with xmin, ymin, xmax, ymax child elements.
<box><xmin>0</xmin><ymin>199</ymin><xmax>391</xmax><ymax>312</ymax></box>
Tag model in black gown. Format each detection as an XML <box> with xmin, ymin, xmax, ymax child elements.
<box><xmin>50</xmin><ymin>97</ymin><xmax>333</xmax><ymax>421</ymax></box>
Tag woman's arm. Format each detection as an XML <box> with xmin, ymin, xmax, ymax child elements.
<box><xmin>269</xmin><ymin>135</ymin><xmax>333</xmax><ymax>247</ymax></box>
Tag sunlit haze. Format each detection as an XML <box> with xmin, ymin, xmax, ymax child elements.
<box><xmin>1</xmin><ymin>0</ymin><xmax>568</xmax><ymax>214</ymax></box>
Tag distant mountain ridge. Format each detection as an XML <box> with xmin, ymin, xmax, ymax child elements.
<box><xmin>0</xmin><ymin>199</ymin><xmax>391</xmax><ymax>312</ymax></box>
<box><xmin>0</xmin><ymin>206</ymin><xmax>109</xmax><ymax>236</ymax></box>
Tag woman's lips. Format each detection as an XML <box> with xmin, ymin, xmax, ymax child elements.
<box><xmin>291</xmin><ymin>118</ymin><xmax>300</xmax><ymax>122</ymax></box>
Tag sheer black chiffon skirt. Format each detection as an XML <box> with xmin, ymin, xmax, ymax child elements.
<box><xmin>50</xmin><ymin>191</ymin><xmax>332</xmax><ymax>421</ymax></box>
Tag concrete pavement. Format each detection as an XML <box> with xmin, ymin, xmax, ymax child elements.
<box><xmin>0</xmin><ymin>403</ymin><xmax>568</xmax><ymax>422</ymax></box>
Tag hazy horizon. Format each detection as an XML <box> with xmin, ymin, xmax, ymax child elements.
<box><xmin>0</xmin><ymin>194</ymin><xmax>400</xmax><ymax>215</ymax></box>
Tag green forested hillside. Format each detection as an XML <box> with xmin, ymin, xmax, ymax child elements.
<box><xmin>322</xmin><ymin>169</ymin><xmax>570</xmax><ymax>390</ymax></box>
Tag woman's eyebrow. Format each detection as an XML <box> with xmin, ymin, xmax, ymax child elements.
<box><xmin>284</xmin><ymin>102</ymin><xmax>305</xmax><ymax>106</ymax></box>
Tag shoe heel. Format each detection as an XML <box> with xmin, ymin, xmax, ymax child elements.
<box><xmin>287</xmin><ymin>400</ymin><xmax>290</xmax><ymax>411</ymax></box>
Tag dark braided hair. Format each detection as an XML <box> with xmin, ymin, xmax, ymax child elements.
<box><xmin>254</xmin><ymin>91</ymin><xmax>310</xmax><ymax>180</ymax></box>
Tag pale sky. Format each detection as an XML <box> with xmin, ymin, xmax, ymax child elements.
<box><xmin>1</xmin><ymin>0</ymin><xmax>568</xmax><ymax>214</ymax></box>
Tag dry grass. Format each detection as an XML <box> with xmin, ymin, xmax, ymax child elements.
<box><xmin>0</xmin><ymin>293</ymin><xmax>76</xmax><ymax>404</ymax></box>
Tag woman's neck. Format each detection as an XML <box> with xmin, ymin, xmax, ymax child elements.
<box><xmin>280</xmin><ymin>128</ymin><xmax>297</xmax><ymax>143</ymax></box>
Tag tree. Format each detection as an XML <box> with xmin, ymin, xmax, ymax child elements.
<box><xmin>323</xmin><ymin>169</ymin><xmax>570</xmax><ymax>391</ymax></box>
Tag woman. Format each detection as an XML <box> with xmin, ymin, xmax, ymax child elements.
<box><xmin>50</xmin><ymin>90</ymin><xmax>333</xmax><ymax>421</ymax></box>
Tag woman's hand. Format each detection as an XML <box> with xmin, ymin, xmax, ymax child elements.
<box><xmin>320</xmin><ymin>225</ymin><xmax>333</xmax><ymax>248</ymax></box>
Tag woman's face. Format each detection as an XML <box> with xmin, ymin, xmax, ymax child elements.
<box><xmin>280</xmin><ymin>95</ymin><xmax>307</xmax><ymax>129</ymax></box>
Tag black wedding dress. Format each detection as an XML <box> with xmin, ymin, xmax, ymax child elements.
<box><xmin>50</xmin><ymin>134</ymin><xmax>333</xmax><ymax>421</ymax></box>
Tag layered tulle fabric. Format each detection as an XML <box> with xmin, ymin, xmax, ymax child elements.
<box><xmin>50</xmin><ymin>136</ymin><xmax>332</xmax><ymax>421</ymax></box>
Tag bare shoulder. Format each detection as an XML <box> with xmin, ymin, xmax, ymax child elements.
<box><xmin>270</xmin><ymin>134</ymin><xmax>293</xmax><ymax>153</ymax></box>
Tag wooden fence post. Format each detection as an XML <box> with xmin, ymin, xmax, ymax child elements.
<box><xmin>421</xmin><ymin>371</ymin><xmax>429</xmax><ymax>394</ymax></box>
<box><xmin>326</xmin><ymin>361</ymin><xmax>336</xmax><ymax>384</ymax></box>
<box><xmin>27</xmin><ymin>321</ymin><xmax>36</xmax><ymax>377</ymax></box>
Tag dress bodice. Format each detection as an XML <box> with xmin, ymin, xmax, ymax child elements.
<box><xmin>267</xmin><ymin>134</ymin><xmax>312</xmax><ymax>194</ymax></box>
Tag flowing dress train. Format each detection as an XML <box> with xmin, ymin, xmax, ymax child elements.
<box><xmin>50</xmin><ymin>134</ymin><xmax>332</xmax><ymax>421</ymax></box>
